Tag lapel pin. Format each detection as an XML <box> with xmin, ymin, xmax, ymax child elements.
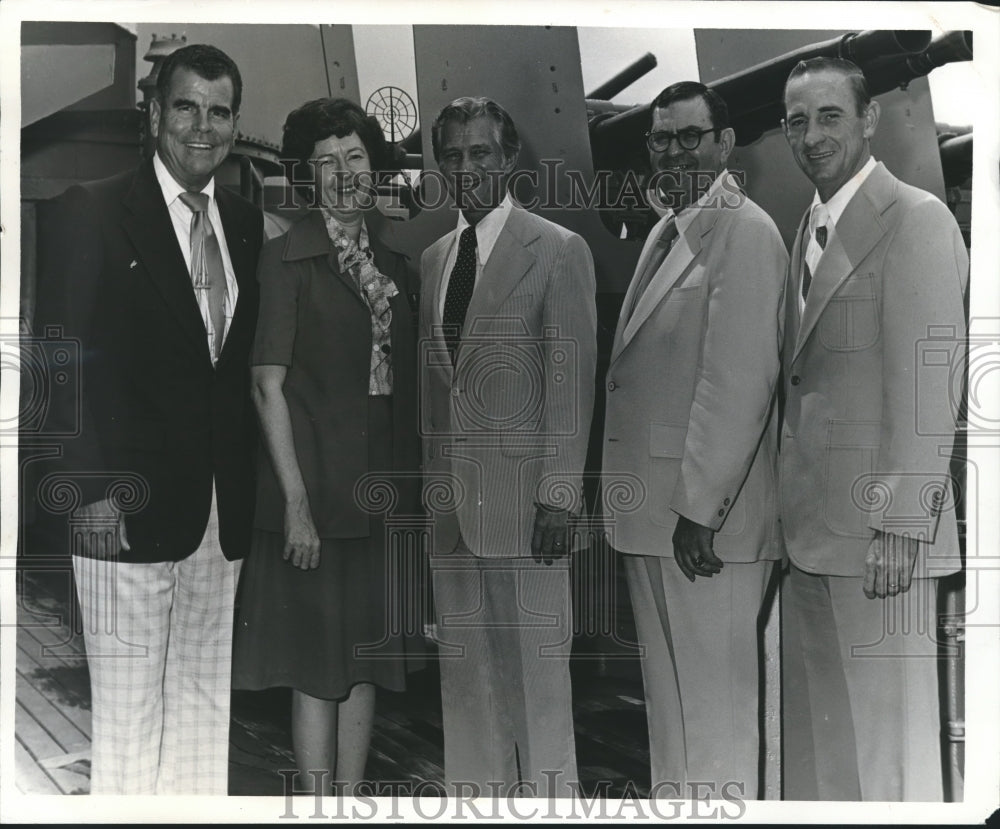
<box><xmin>129</xmin><ymin>260</ymin><xmax>138</xmax><ymax>269</ymax></box>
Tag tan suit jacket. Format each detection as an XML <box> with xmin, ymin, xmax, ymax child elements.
<box><xmin>419</xmin><ymin>205</ymin><xmax>598</xmax><ymax>557</ymax></box>
<box><xmin>602</xmin><ymin>190</ymin><xmax>788</xmax><ymax>561</ymax></box>
<box><xmin>779</xmin><ymin>162</ymin><xmax>968</xmax><ymax>577</ymax></box>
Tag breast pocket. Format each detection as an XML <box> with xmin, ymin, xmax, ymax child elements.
<box><xmin>468</xmin><ymin>293</ymin><xmax>536</xmax><ymax>337</ymax></box>
<box><xmin>818</xmin><ymin>273</ymin><xmax>880</xmax><ymax>352</ymax></box>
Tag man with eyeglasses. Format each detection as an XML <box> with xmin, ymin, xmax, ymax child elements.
<box><xmin>601</xmin><ymin>81</ymin><xmax>786</xmax><ymax>798</ymax></box>
<box><xmin>778</xmin><ymin>57</ymin><xmax>967</xmax><ymax>801</ymax></box>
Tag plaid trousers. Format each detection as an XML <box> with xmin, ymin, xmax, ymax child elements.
<box><xmin>72</xmin><ymin>488</ymin><xmax>241</xmax><ymax>795</ymax></box>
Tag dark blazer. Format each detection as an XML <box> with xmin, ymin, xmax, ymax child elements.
<box><xmin>251</xmin><ymin>208</ymin><xmax>419</xmax><ymax>538</ymax></box>
<box><xmin>36</xmin><ymin>158</ymin><xmax>264</xmax><ymax>563</ymax></box>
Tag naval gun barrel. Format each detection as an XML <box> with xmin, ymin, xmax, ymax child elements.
<box><xmin>939</xmin><ymin>132</ymin><xmax>973</xmax><ymax>188</ymax></box>
<box><xmin>586</xmin><ymin>52</ymin><xmax>658</xmax><ymax>100</ymax></box>
<box><xmin>591</xmin><ymin>29</ymin><xmax>972</xmax><ymax>162</ymax></box>
<box><xmin>712</xmin><ymin>28</ymin><xmax>931</xmax><ymax>137</ymax></box>
<box><xmin>866</xmin><ymin>30</ymin><xmax>973</xmax><ymax>92</ymax></box>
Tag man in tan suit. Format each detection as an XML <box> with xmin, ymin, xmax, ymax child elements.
<box><xmin>601</xmin><ymin>81</ymin><xmax>787</xmax><ymax>798</ymax></box>
<box><xmin>779</xmin><ymin>57</ymin><xmax>968</xmax><ymax>800</ymax></box>
<box><xmin>419</xmin><ymin>97</ymin><xmax>597</xmax><ymax>798</ymax></box>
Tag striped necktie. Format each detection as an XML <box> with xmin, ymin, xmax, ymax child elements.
<box><xmin>627</xmin><ymin>217</ymin><xmax>679</xmax><ymax>321</ymax></box>
<box><xmin>178</xmin><ymin>191</ymin><xmax>227</xmax><ymax>361</ymax></box>
<box><xmin>801</xmin><ymin>202</ymin><xmax>829</xmax><ymax>301</ymax></box>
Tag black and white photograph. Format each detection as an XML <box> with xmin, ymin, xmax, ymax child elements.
<box><xmin>1</xmin><ymin>0</ymin><xmax>997</xmax><ymax>823</ymax></box>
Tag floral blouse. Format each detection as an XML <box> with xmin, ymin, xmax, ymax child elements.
<box><xmin>322</xmin><ymin>209</ymin><xmax>399</xmax><ymax>396</ymax></box>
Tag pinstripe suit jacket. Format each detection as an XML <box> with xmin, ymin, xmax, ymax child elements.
<box><xmin>419</xmin><ymin>205</ymin><xmax>598</xmax><ymax>558</ymax></box>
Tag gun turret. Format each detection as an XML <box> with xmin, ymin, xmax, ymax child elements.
<box><xmin>590</xmin><ymin>29</ymin><xmax>972</xmax><ymax>167</ymax></box>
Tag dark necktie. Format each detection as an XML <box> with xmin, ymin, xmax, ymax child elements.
<box><xmin>178</xmin><ymin>191</ymin><xmax>227</xmax><ymax>361</ymax></box>
<box><xmin>801</xmin><ymin>204</ymin><xmax>829</xmax><ymax>302</ymax></box>
<box><xmin>442</xmin><ymin>225</ymin><xmax>477</xmax><ymax>365</ymax></box>
<box><xmin>627</xmin><ymin>217</ymin><xmax>679</xmax><ymax>321</ymax></box>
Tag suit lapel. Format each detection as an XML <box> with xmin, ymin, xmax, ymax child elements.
<box><xmin>793</xmin><ymin>164</ymin><xmax>896</xmax><ymax>363</ymax></box>
<box><xmin>215</xmin><ymin>186</ymin><xmax>258</xmax><ymax>369</ymax></box>
<box><xmin>462</xmin><ymin>207</ymin><xmax>536</xmax><ymax>336</ymax></box>
<box><xmin>785</xmin><ymin>214</ymin><xmax>808</xmax><ymax>367</ymax></box>
<box><xmin>120</xmin><ymin>161</ymin><xmax>212</xmax><ymax>364</ymax></box>
<box><xmin>617</xmin><ymin>207</ymin><xmax>713</xmax><ymax>354</ymax></box>
<box><xmin>610</xmin><ymin>214</ymin><xmax>668</xmax><ymax>363</ymax></box>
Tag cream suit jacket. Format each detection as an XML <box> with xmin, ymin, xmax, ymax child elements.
<box><xmin>602</xmin><ymin>189</ymin><xmax>787</xmax><ymax>561</ymax></box>
<box><xmin>779</xmin><ymin>162</ymin><xmax>968</xmax><ymax>577</ymax></box>
<box><xmin>419</xmin><ymin>205</ymin><xmax>598</xmax><ymax>558</ymax></box>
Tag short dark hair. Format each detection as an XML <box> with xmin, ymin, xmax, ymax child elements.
<box><xmin>784</xmin><ymin>57</ymin><xmax>872</xmax><ymax>115</ymax></box>
<box><xmin>280</xmin><ymin>97</ymin><xmax>391</xmax><ymax>182</ymax></box>
<box><xmin>155</xmin><ymin>44</ymin><xmax>243</xmax><ymax>115</ymax></box>
<box><xmin>430</xmin><ymin>97</ymin><xmax>520</xmax><ymax>163</ymax></box>
<box><xmin>652</xmin><ymin>81</ymin><xmax>729</xmax><ymax>138</ymax></box>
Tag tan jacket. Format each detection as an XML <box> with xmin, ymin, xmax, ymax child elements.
<box><xmin>602</xmin><ymin>190</ymin><xmax>787</xmax><ymax>561</ymax></box>
<box><xmin>779</xmin><ymin>162</ymin><xmax>968</xmax><ymax>577</ymax></box>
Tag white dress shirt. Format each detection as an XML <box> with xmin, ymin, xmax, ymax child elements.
<box><xmin>153</xmin><ymin>153</ymin><xmax>239</xmax><ymax>362</ymax></box>
<box><xmin>436</xmin><ymin>193</ymin><xmax>515</xmax><ymax>319</ymax></box>
<box><xmin>798</xmin><ymin>155</ymin><xmax>877</xmax><ymax>310</ymax></box>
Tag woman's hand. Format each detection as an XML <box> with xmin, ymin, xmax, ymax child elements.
<box><xmin>252</xmin><ymin>364</ymin><xmax>320</xmax><ymax>571</ymax></box>
<box><xmin>283</xmin><ymin>497</ymin><xmax>321</xmax><ymax>570</ymax></box>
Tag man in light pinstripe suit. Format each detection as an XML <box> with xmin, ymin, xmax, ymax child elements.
<box><xmin>419</xmin><ymin>97</ymin><xmax>597</xmax><ymax>798</ymax></box>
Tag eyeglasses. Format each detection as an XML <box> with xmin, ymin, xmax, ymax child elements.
<box><xmin>645</xmin><ymin>127</ymin><xmax>716</xmax><ymax>152</ymax></box>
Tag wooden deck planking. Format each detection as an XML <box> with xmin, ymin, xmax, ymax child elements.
<box><xmin>15</xmin><ymin>697</ymin><xmax>68</xmax><ymax>775</ymax></box>
<box><xmin>16</xmin><ymin>642</ymin><xmax>92</xmax><ymax>746</ymax></box>
<box><xmin>16</xmin><ymin>564</ymin><xmax>650</xmax><ymax>798</ymax></box>
<box><xmin>15</xmin><ymin>739</ymin><xmax>63</xmax><ymax>795</ymax></box>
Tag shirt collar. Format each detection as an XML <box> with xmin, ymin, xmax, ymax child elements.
<box><xmin>672</xmin><ymin>168</ymin><xmax>735</xmax><ymax>235</ymax></box>
<box><xmin>455</xmin><ymin>193</ymin><xmax>514</xmax><ymax>265</ymax></box>
<box><xmin>153</xmin><ymin>151</ymin><xmax>216</xmax><ymax>207</ymax></box>
<box><xmin>809</xmin><ymin>155</ymin><xmax>877</xmax><ymax>228</ymax></box>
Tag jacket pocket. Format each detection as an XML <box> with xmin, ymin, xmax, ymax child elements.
<box><xmin>823</xmin><ymin>419</ymin><xmax>880</xmax><ymax>537</ymax></box>
<box><xmin>648</xmin><ymin>422</ymin><xmax>685</xmax><ymax>526</ymax></box>
<box><xmin>818</xmin><ymin>273</ymin><xmax>879</xmax><ymax>352</ymax></box>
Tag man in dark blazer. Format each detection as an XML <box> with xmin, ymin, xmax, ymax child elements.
<box><xmin>779</xmin><ymin>57</ymin><xmax>967</xmax><ymax>800</ymax></box>
<box><xmin>419</xmin><ymin>97</ymin><xmax>597</xmax><ymax>798</ymax></box>
<box><xmin>36</xmin><ymin>44</ymin><xmax>262</xmax><ymax>794</ymax></box>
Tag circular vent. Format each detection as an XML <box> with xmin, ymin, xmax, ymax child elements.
<box><xmin>366</xmin><ymin>86</ymin><xmax>417</xmax><ymax>144</ymax></box>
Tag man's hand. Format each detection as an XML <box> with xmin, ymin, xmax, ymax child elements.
<box><xmin>531</xmin><ymin>503</ymin><xmax>570</xmax><ymax>565</ymax></box>
<box><xmin>72</xmin><ymin>498</ymin><xmax>130</xmax><ymax>558</ymax></box>
<box><xmin>672</xmin><ymin>514</ymin><xmax>723</xmax><ymax>582</ymax></box>
<box><xmin>863</xmin><ymin>529</ymin><xmax>919</xmax><ymax>599</ymax></box>
<box><xmin>284</xmin><ymin>498</ymin><xmax>321</xmax><ymax>570</ymax></box>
